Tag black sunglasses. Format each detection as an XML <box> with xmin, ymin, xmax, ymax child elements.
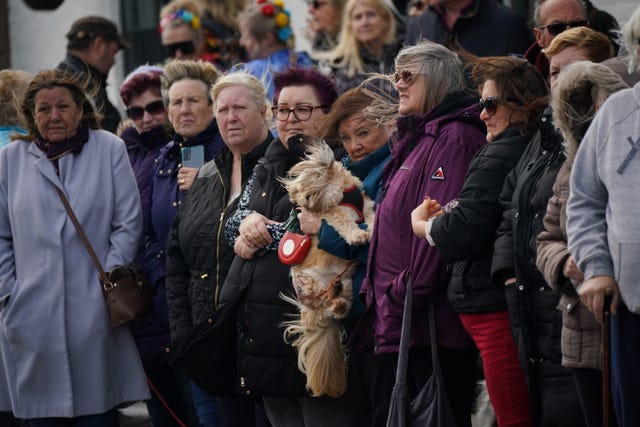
<box><xmin>393</xmin><ymin>69</ymin><xmax>425</xmax><ymax>86</ymax></box>
<box><xmin>126</xmin><ymin>100</ymin><xmax>166</xmax><ymax>120</ymax></box>
<box><xmin>307</xmin><ymin>0</ymin><xmax>329</xmax><ymax>9</ymax></box>
<box><xmin>538</xmin><ymin>20</ymin><xmax>589</xmax><ymax>36</ymax></box>
<box><xmin>162</xmin><ymin>40</ymin><xmax>196</xmax><ymax>57</ymax></box>
<box><xmin>478</xmin><ymin>97</ymin><xmax>500</xmax><ymax>115</ymax></box>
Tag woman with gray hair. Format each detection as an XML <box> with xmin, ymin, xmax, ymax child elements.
<box><xmin>536</xmin><ymin>61</ymin><xmax>627</xmax><ymax>427</ymax></box>
<box><xmin>359</xmin><ymin>40</ymin><xmax>487</xmax><ymax>427</ymax></box>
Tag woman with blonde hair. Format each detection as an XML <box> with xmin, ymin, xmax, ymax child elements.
<box><xmin>305</xmin><ymin>0</ymin><xmax>348</xmax><ymax>53</ymax></box>
<box><xmin>537</xmin><ymin>61</ymin><xmax>627</xmax><ymax>427</ymax></box>
<box><xmin>0</xmin><ymin>69</ymin><xmax>31</xmax><ymax>146</ymax></box>
<box><xmin>316</xmin><ymin>0</ymin><xmax>399</xmax><ymax>94</ymax></box>
<box><xmin>166</xmin><ymin>71</ymin><xmax>274</xmax><ymax>427</ymax></box>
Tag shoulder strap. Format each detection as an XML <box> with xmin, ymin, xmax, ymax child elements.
<box><xmin>55</xmin><ymin>187</ymin><xmax>108</xmax><ymax>284</ymax></box>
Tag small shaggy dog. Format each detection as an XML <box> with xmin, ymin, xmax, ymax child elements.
<box><xmin>279</xmin><ymin>138</ymin><xmax>374</xmax><ymax>397</ymax></box>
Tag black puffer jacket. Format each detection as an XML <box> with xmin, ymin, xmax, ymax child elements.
<box><xmin>165</xmin><ymin>134</ymin><xmax>271</xmax><ymax>339</ymax></box>
<box><xmin>491</xmin><ymin>110</ymin><xmax>583</xmax><ymax>426</ymax></box>
<box><xmin>431</xmin><ymin>126</ymin><xmax>534</xmax><ymax>313</ymax></box>
<box><xmin>219</xmin><ymin>136</ymin><xmax>310</xmax><ymax>397</ymax></box>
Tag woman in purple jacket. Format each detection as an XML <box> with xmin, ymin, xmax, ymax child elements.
<box><xmin>119</xmin><ymin>65</ymin><xmax>199</xmax><ymax>427</ymax></box>
<box><xmin>360</xmin><ymin>41</ymin><xmax>486</xmax><ymax>427</ymax></box>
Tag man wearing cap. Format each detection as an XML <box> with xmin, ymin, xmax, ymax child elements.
<box><xmin>58</xmin><ymin>16</ymin><xmax>129</xmax><ymax>133</ymax></box>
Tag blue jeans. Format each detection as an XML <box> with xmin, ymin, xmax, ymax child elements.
<box><xmin>29</xmin><ymin>409</ymin><xmax>116</xmax><ymax>427</ymax></box>
<box><xmin>190</xmin><ymin>381</ymin><xmax>222</xmax><ymax>427</ymax></box>
<box><xmin>610</xmin><ymin>302</ymin><xmax>640</xmax><ymax>426</ymax></box>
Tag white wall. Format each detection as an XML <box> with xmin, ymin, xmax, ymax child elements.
<box><xmin>7</xmin><ymin>0</ymin><xmax>638</xmax><ymax>110</ymax></box>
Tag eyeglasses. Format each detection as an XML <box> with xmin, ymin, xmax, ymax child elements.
<box><xmin>271</xmin><ymin>105</ymin><xmax>326</xmax><ymax>121</ymax></box>
<box><xmin>478</xmin><ymin>97</ymin><xmax>500</xmax><ymax>115</ymax></box>
<box><xmin>126</xmin><ymin>100</ymin><xmax>166</xmax><ymax>120</ymax></box>
<box><xmin>393</xmin><ymin>69</ymin><xmax>425</xmax><ymax>86</ymax></box>
<box><xmin>307</xmin><ymin>0</ymin><xmax>329</xmax><ymax>9</ymax></box>
<box><xmin>538</xmin><ymin>20</ymin><xmax>589</xmax><ymax>36</ymax></box>
<box><xmin>162</xmin><ymin>40</ymin><xmax>196</xmax><ymax>57</ymax></box>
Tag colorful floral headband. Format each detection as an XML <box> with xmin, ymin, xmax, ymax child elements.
<box><xmin>257</xmin><ymin>0</ymin><xmax>292</xmax><ymax>43</ymax></box>
<box><xmin>158</xmin><ymin>9</ymin><xmax>202</xmax><ymax>34</ymax></box>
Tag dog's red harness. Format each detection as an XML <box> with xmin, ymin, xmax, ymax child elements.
<box><xmin>339</xmin><ymin>185</ymin><xmax>365</xmax><ymax>224</ymax></box>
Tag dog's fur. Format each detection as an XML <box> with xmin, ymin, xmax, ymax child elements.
<box><xmin>280</xmin><ymin>138</ymin><xmax>374</xmax><ymax>397</ymax></box>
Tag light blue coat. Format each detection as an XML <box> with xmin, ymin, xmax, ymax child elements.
<box><xmin>0</xmin><ymin>129</ymin><xmax>150</xmax><ymax>418</ymax></box>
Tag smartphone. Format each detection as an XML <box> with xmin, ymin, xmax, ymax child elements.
<box><xmin>181</xmin><ymin>145</ymin><xmax>205</xmax><ymax>168</ymax></box>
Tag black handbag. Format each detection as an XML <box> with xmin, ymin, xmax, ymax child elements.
<box><xmin>56</xmin><ymin>187</ymin><xmax>153</xmax><ymax>328</ymax></box>
<box><xmin>386</xmin><ymin>277</ymin><xmax>457</xmax><ymax>427</ymax></box>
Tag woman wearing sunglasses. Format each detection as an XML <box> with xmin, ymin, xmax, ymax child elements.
<box><xmin>305</xmin><ymin>0</ymin><xmax>347</xmax><ymax>53</ymax></box>
<box><xmin>159</xmin><ymin>0</ymin><xmax>206</xmax><ymax>62</ymax></box>
<box><xmin>411</xmin><ymin>56</ymin><xmax>549</xmax><ymax>427</ymax></box>
<box><xmin>359</xmin><ymin>41</ymin><xmax>486</xmax><ymax>427</ymax></box>
<box><xmin>118</xmin><ymin>65</ymin><xmax>201</xmax><ymax>427</ymax></box>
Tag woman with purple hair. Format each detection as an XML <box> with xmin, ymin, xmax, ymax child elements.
<box><xmin>217</xmin><ymin>66</ymin><xmax>369</xmax><ymax>426</ymax></box>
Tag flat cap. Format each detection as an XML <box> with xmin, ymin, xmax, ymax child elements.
<box><xmin>66</xmin><ymin>16</ymin><xmax>129</xmax><ymax>50</ymax></box>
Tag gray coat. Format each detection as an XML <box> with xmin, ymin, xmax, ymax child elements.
<box><xmin>0</xmin><ymin>130</ymin><xmax>149</xmax><ymax>418</ymax></box>
<box><xmin>568</xmin><ymin>83</ymin><xmax>640</xmax><ymax>314</ymax></box>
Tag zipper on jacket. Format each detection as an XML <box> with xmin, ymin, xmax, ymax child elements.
<box><xmin>214</xmin><ymin>166</ymin><xmax>227</xmax><ymax>309</ymax></box>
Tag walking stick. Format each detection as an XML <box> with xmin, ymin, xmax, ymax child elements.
<box><xmin>602</xmin><ymin>296</ymin><xmax>613</xmax><ymax>427</ymax></box>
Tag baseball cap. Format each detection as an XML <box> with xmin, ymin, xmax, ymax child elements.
<box><xmin>66</xmin><ymin>16</ymin><xmax>130</xmax><ymax>50</ymax></box>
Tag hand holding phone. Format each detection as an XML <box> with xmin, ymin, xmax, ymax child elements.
<box><xmin>181</xmin><ymin>145</ymin><xmax>205</xmax><ymax>168</ymax></box>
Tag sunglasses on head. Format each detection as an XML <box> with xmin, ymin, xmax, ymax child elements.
<box><xmin>126</xmin><ymin>100</ymin><xmax>166</xmax><ymax>120</ymax></box>
<box><xmin>393</xmin><ymin>69</ymin><xmax>425</xmax><ymax>86</ymax></box>
<box><xmin>478</xmin><ymin>96</ymin><xmax>500</xmax><ymax>115</ymax></box>
<box><xmin>162</xmin><ymin>40</ymin><xmax>196</xmax><ymax>57</ymax></box>
<box><xmin>538</xmin><ymin>20</ymin><xmax>589</xmax><ymax>36</ymax></box>
<box><xmin>307</xmin><ymin>0</ymin><xmax>329</xmax><ymax>9</ymax></box>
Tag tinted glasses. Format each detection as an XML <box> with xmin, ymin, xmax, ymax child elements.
<box><xmin>307</xmin><ymin>0</ymin><xmax>329</xmax><ymax>9</ymax></box>
<box><xmin>163</xmin><ymin>40</ymin><xmax>196</xmax><ymax>57</ymax></box>
<box><xmin>478</xmin><ymin>97</ymin><xmax>500</xmax><ymax>115</ymax></box>
<box><xmin>393</xmin><ymin>69</ymin><xmax>425</xmax><ymax>86</ymax></box>
<box><xmin>126</xmin><ymin>100</ymin><xmax>166</xmax><ymax>120</ymax></box>
<box><xmin>538</xmin><ymin>20</ymin><xmax>589</xmax><ymax>36</ymax></box>
<box><xmin>271</xmin><ymin>105</ymin><xmax>326</xmax><ymax>121</ymax></box>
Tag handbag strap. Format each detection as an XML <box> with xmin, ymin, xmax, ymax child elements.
<box><xmin>55</xmin><ymin>187</ymin><xmax>109</xmax><ymax>284</ymax></box>
<box><xmin>393</xmin><ymin>276</ymin><xmax>413</xmax><ymax>388</ymax></box>
<box><xmin>395</xmin><ymin>277</ymin><xmax>441</xmax><ymax>384</ymax></box>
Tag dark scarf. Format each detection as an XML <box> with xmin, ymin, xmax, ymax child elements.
<box><xmin>35</xmin><ymin>121</ymin><xmax>89</xmax><ymax>160</ymax></box>
<box><xmin>174</xmin><ymin>119</ymin><xmax>221</xmax><ymax>148</ymax></box>
<box><xmin>121</xmin><ymin>125</ymin><xmax>172</xmax><ymax>152</ymax></box>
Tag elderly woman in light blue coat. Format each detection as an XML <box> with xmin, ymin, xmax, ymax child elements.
<box><xmin>0</xmin><ymin>69</ymin><xmax>149</xmax><ymax>425</ymax></box>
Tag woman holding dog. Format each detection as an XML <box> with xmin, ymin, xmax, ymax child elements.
<box><xmin>360</xmin><ymin>41</ymin><xmax>487</xmax><ymax>427</ymax></box>
<box><xmin>220</xmin><ymin>66</ymin><xmax>354</xmax><ymax>426</ymax></box>
<box><xmin>298</xmin><ymin>86</ymin><xmax>395</xmax><ymax>319</ymax></box>
<box><xmin>411</xmin><ymin>56</ymin><xmax>550</xmax><ymax>427</ymax></box>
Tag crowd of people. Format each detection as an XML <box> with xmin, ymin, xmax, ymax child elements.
<box><xmin>1</xmin><ymin>0</ymin><xmax>640</xmax><ymax>426</ymax></box>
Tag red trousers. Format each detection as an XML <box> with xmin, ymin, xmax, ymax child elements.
<box><xmin>459</xmin><ymin>311</ymin><xmax>532</xmax><ymax>427</ymax></box>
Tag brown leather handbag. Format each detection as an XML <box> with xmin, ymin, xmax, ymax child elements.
<box><xmin>56</xmin><ymin>187</ymin><xmax>153</xmax><ymax>327</ymax></box>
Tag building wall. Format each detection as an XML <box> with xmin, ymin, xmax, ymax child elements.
<box><xmin>6</xmin><ymin>0</ymin><xmax>638</xmax><ymax>114</ymax></box>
